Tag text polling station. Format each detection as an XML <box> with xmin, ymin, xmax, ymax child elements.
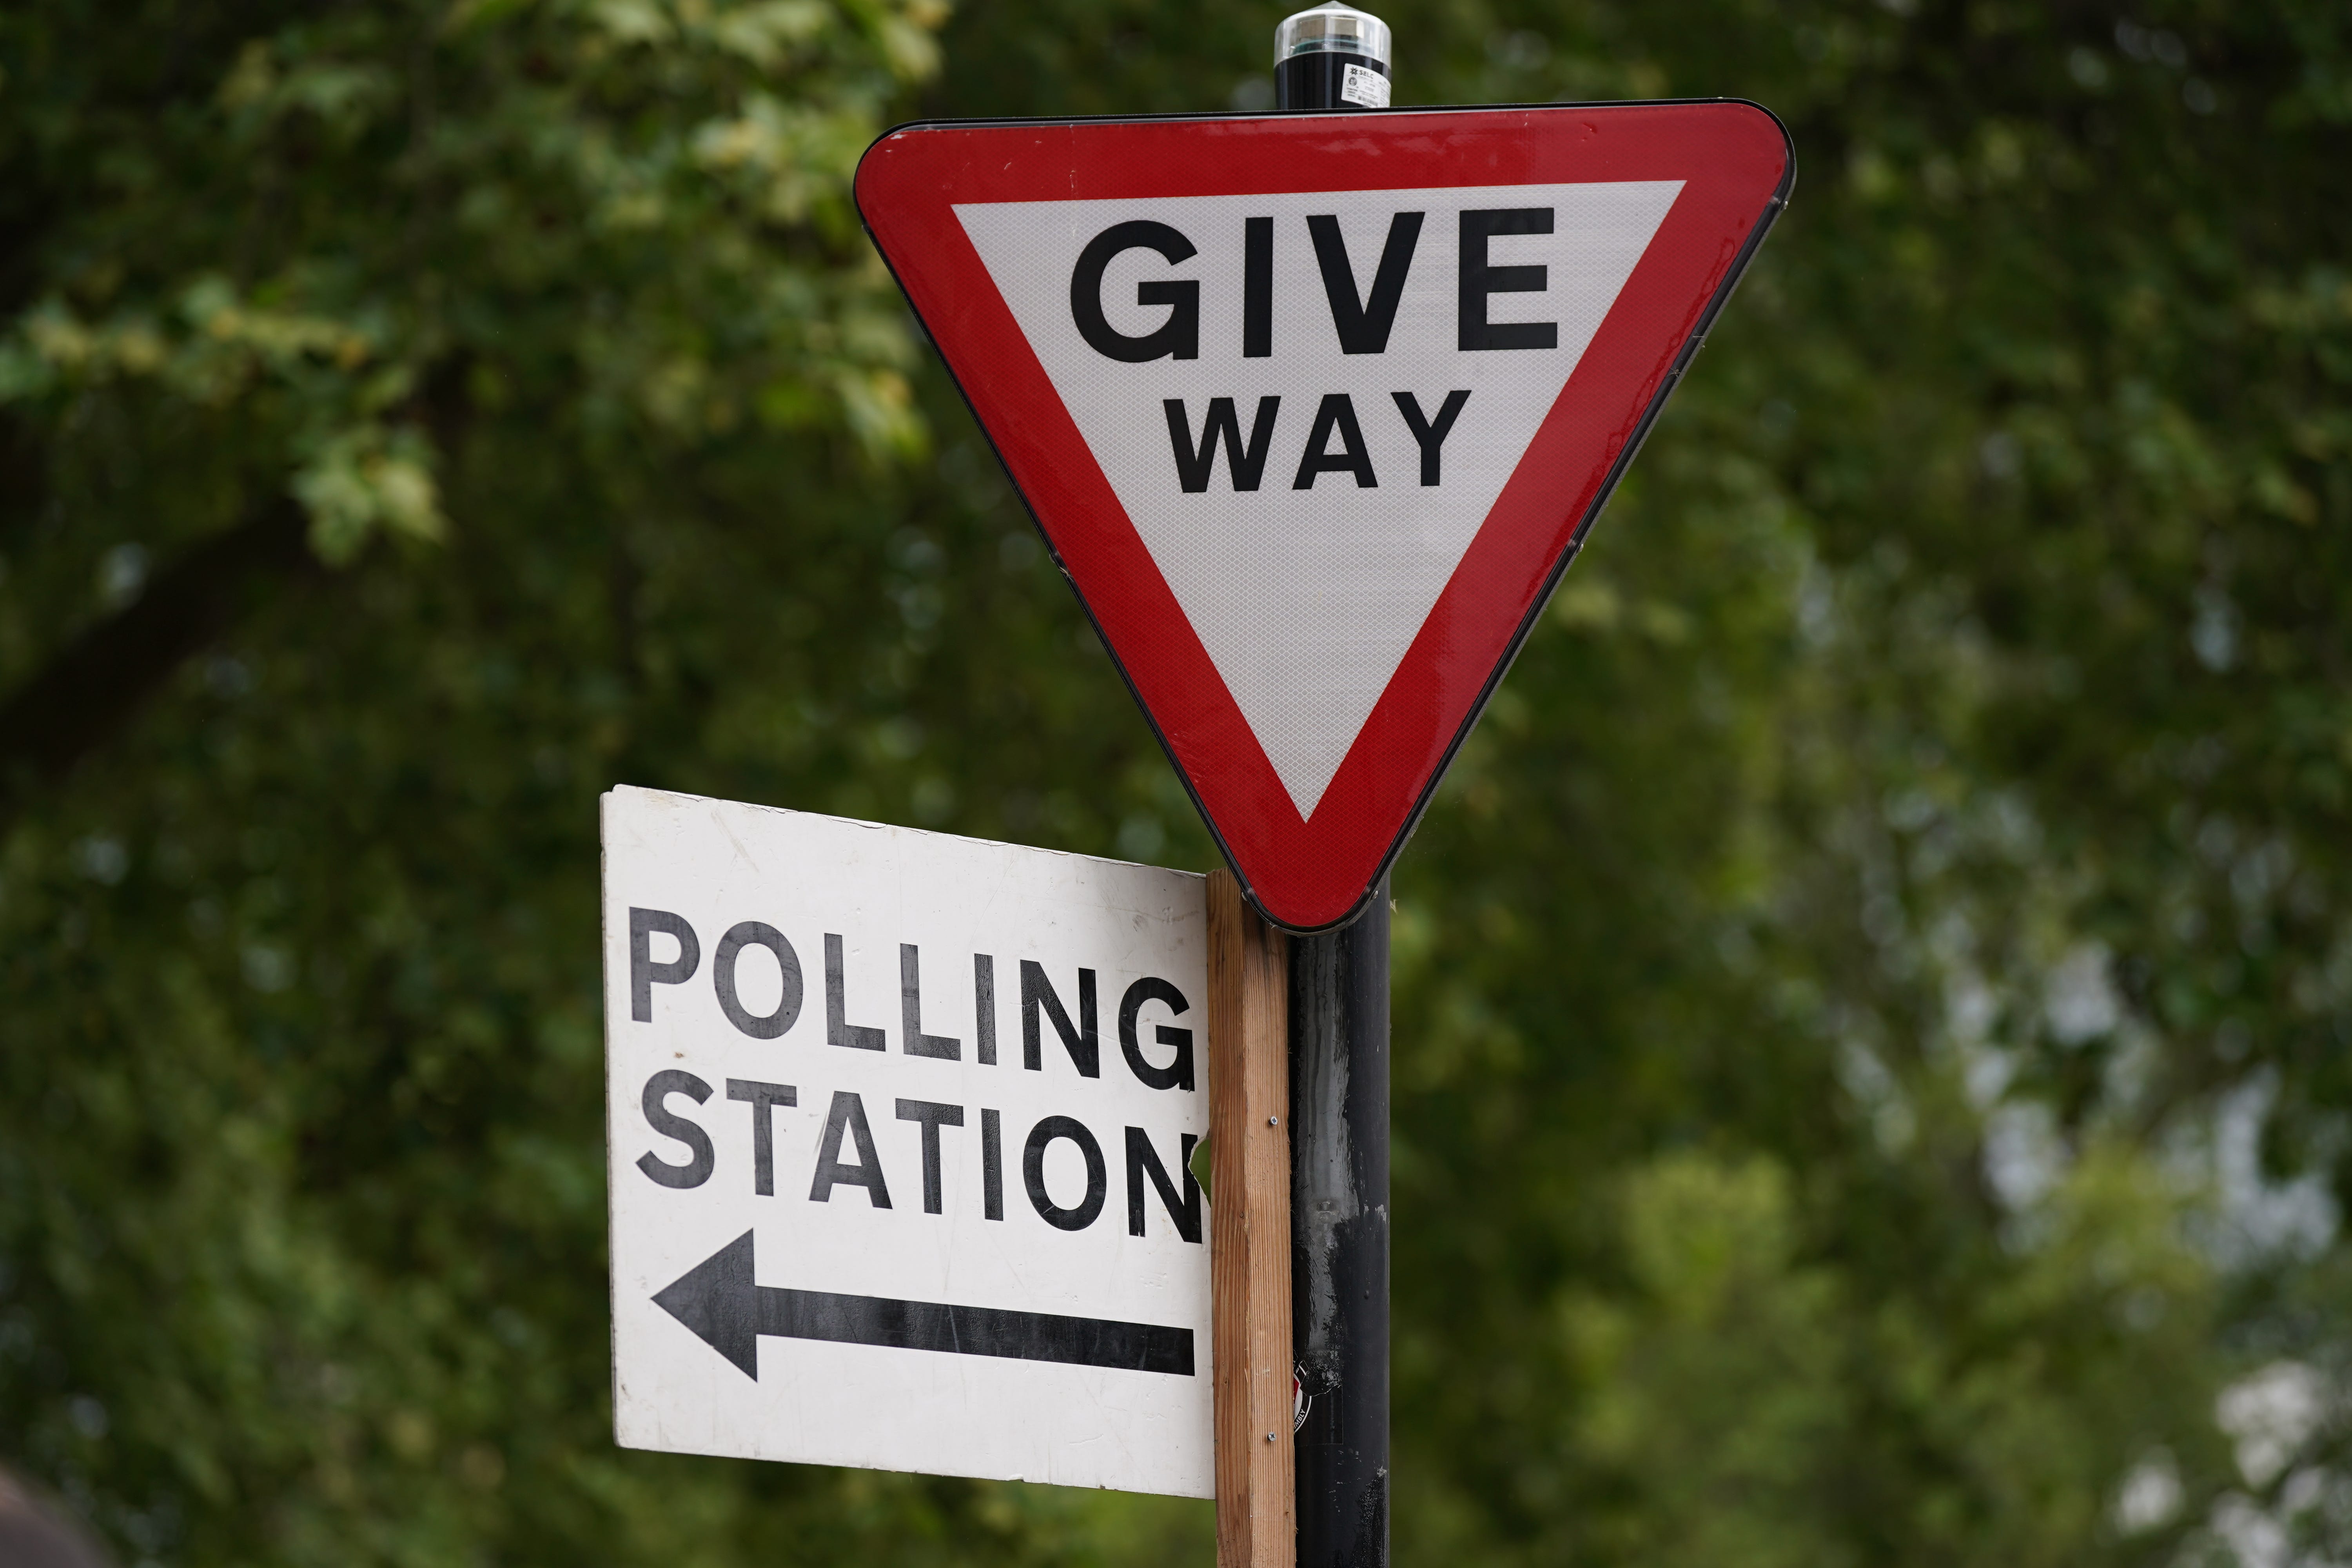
<box><xmin>857</xmin><ymin>103</ymin><xmax>1791</xmax><ymax>931</ymax></box>
<box><xmin>603</xmin><ymin>786</ymin><xmax>1212</xmax><ymax>1496</ymax></box>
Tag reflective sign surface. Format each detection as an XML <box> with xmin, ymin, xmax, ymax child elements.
<box><xmin>857</xmin><ymin>103</ymin><xmax>1793</xmax><ymax>930</ymax></box>
<box><xmin>606</xmin><ymin>787</ymin><xmax>1212</xmax><ymax>1495</ymax></box>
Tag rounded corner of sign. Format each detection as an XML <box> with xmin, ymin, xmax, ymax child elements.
<box><xmin>1758</xmin><ymin>113</ymin><xmax>1800</xmax><ymax>187</ymax></box>
<box><xmin>1719</xmin><ymin>98</ymin><xmax>1799</xmax><ymax>186</ymax></box>
<box><xmin>1246</xmin><ymin>873</ymin><xmax>1388</xmax><ymax>938</ymax></box>
<box><xmin>851</xmin><ymin>119</ymin><xmax>936</xmax><ymax>196</ymax></box>
<box><xmin>1718</xmin><ymin>95</ymin><xmax>1791</xmax><ymax>126</ymax></box>
<box><xmin>1259</xmin><ymin>907</ymin><xmax>1355</xmax><ymax>938</ymax></box>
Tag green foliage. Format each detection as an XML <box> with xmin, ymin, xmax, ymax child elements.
<box><xmin>3</xmin><ymin>0</ymin><xmax>2349</xmax><ymax>1565</ymax></box>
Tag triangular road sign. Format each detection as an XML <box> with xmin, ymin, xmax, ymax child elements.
<box><xmin>857</xmin><ymin>102</ymin><xmax>1792</xmax><ymax>931</ymax></box>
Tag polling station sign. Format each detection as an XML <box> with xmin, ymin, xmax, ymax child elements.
<box><xmin>603</xmin><ymin>786</ymin><xmax>1212</xmax><ymax>1496</ymax></box>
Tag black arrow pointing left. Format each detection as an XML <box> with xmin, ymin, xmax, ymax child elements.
<box><xmin>653</xmin><ymin>1230</ymin><xmax>1196</xmax><ymax>1380</ymax></box>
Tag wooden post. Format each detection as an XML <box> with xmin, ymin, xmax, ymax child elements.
<box><xmin>1209</xmin><ymin>869</ymin><xmax>1293</xmax><ymax>1568</ymax></box>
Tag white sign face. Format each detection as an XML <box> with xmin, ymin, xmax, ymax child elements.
<box><xmin>603</xmin><ymin>786</ymin><xmax>1211</xmax><ymax>1497</ymax></box>
<box><xmin>955</xmin><ymin>181</ymin><xmax>1679</xmax><ymax>817</ymax></box>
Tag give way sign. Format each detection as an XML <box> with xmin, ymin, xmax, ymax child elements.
<box><xmin>856</xmin><ymin>102</ymin><xmax>1792</xmax><ymax>931</ymax></box>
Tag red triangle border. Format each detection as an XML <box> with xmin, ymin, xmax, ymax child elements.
<box><xmin>857</xmin><ymin>101</ymin><xmax>1794</xmax><ymax>931</ymax></box>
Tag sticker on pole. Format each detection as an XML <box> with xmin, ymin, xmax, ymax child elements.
<box><xmin>855</xmin><ymin>102</ymin><xmax>1791</xmax><ymax>930</ymax></box>
<box><xmin>604</xmin><ymin>786</ymin><xmax>1211</xmax><ymax>1496</ymax></box>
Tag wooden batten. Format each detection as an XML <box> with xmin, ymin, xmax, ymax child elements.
<box><xmin>1207</xmin><ymin>869</ymin><xmax>1293</xmax><ymax>1568</ymax></box>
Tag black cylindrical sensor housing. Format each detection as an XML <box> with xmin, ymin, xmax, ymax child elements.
<box><xmin>1273</xmin><ymin>4</ymin><xmax>1393</xmax><ymax>111</ymax></box>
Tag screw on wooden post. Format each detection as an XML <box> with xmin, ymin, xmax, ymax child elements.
<box><xmin>1209</xmin><ymin>868</ymin><xmax>1293</xmax><ymax>1568</ymax></box>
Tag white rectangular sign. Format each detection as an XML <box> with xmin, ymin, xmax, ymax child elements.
<box><xmin>602</xmin><ymin>786</ymin><xmax>1212</xmax><ymax>1496</ymax></box>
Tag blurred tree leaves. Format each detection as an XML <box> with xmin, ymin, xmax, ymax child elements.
<box><xmin>2</xmin><ymin>0</ymin><xmax>2348</xmax><ymax>1565</ymax></box>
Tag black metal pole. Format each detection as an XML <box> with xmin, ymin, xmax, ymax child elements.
<box><xmin>1271</xmin><ymin>11</ymin><xmax>1394</xmax><ymax>1562</ymax></box>
<box><xmin>1289</xmin><ymin>879</ymin><xmax>1389</xmax><ymax>1568</ymax></box>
